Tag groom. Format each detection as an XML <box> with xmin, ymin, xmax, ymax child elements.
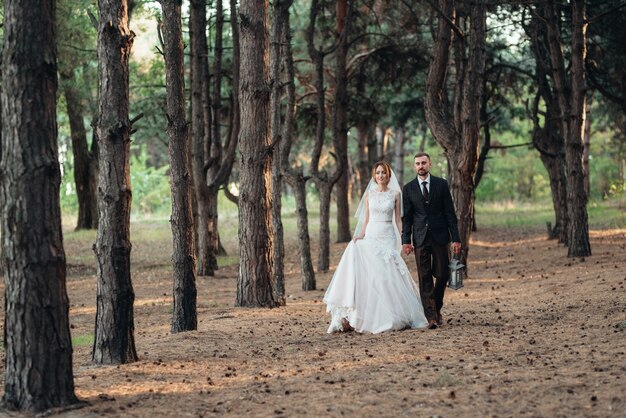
<box><xmin>402</xmin><ymin>152</ymin><xmax>461</xmax><ymax>329</ymax></box>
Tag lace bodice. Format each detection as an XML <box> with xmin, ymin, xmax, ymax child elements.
<box><xmin>368</xmin><ymin>189</ymin><xmax>397</xmax><ymax>222</ymax></box>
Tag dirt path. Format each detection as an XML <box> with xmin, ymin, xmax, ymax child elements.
<box><xmin>1</xmin><ymin>226</ymin><xmax>625</xmax><ymax>417</ymax></box>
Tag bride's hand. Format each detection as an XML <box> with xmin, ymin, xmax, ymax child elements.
<box><xmin>352</xmin><ymin>234</ymin><xmax>365</xmax><ymax>242</ymax></box>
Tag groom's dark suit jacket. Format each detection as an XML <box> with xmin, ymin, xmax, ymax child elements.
<box><xmin>402</xmin><ymin>175</ymin><xmax>460</xmax><ymax>247</ymax></box>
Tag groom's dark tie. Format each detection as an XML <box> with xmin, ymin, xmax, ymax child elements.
<box><xmin>422</xmin><ymin>181</ymin><xmax>429</xmax><ymax>205</ymax></box>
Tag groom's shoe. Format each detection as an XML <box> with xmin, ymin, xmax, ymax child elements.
<box><xmin>436</xmin><ymin>312</ymin><xmax>443</xmax><ymax>327</ymax></box>
<box><xmin>427</xmin><ymin>319</ymin><xmax>438</xmax><ymax>329</ymax></box>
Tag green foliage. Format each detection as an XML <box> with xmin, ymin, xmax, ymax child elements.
<box><xmin>60</xmin><ymin>145</ymin><xmax>173</xmax><ymax>217</ymax></box>
<box><xmin>72</xmin><ymin>334</ymin><xmax>94</xmax><ymax>348</ymax></box>
<box><xmin>50</xmin><ymin>0</ymin><xmax>626</xmax><ymax>221</ymax></box>
<box><xmin>130</xmin><ymin>146</ymin><xmax>172</xmax><ymax>215</ymax></box>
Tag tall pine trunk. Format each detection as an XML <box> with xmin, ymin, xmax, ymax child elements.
<box><xmin>280</xmin><ymin>4</ymin><xmax>316</xmax><ymax>290</ymax></box>
<box><xmin>356</xmin><ymin>120</ymin><xmax>371</xmax><ymax>196</ymax></box>
<box><xmin>333</xmin><ymin>0</ymin><xmax>352</xmax><ymax>243</ymax></box>
<box><xmin>1</xmin><ymin>0</ymin><xmax>78</xmax><ymax>410</ymax></box>
<box><xmin>206</xmin><ymin>0</ymin><xmax>224</xmax><ymax>271</ymax></box>
<box><xmin>564</xmin><ymin>0</ymin><xmax>591</xmax><ymax>257</ymax></box>
<box><xmin>543</xmin><ymin>0</ymin><xmax>591</xmax><ymax>257</ymax></box>
<box><xmin>526</xmin><ymin>14</ymin><xmax>569</xmax><ymax>244</ymax></box>
<box><xmin>61</xmin><ymin>71</ymin><xmax>97</xmax><ymax>230</ymax></box>
<box><xmin>189</xmin><ymin>0</ymin><xmax>214</xmax><ymax>276</ymax></box>
<box><xmin>236</xmin><ymin>0</ymin><xmax>276</xmax><ymax>307</ymax></box>
<box><xmin>307</xmin><ymin>0</ymin><xmax>342</xmax><ymax>273</ymax></box>
<box><xmin>393</xmin><ymin>126</ymin><xmax>406</xmax><ymax>185</ymax></box>
<box><xmin>270</xmin><ymin>0</ymin><xmax>293</xmax><ymax>306</ymax></box>
<box><xmin>93</xmin><ymin>0</ymin><xmax>138</xmax><ymax>364</ymax></box>
<box><xmin>161</xmin><ymin>0</ymin><xmax>198</xmax><ymax>331</ymax></box>
<box><xmin>424</xmin><ymin>0</ymin><xmax>487</xmax><ymax>266</ymax></box>
<box><xmin>317</xmin><ymin>185</ymin><xmax>333</xmax><ymax>273</ymax></box>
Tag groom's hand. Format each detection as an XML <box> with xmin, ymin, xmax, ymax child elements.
<box><xmin>402</xmin><ymin>244</ymin><xmax>414</xmax><ymax>255</ymax></box>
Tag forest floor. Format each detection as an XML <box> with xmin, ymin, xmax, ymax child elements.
<box><xmin>0</xmin><ymin>221</ymin><xmax>625</xmax><ymax>417</ymax></box>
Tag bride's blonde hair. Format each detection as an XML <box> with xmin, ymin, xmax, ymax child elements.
<box><xmin>371</xmin><ymin>161</ymin><xmax>392</xmax><ymax>183</ymax></box>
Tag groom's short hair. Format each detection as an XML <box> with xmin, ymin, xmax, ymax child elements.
<box><xmin>414</xmin><ymin>152</ymin><xmax>431</xmax><ymax>160</ymax></box>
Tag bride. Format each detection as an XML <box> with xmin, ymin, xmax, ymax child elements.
<box><xmin>323</xmin><ymin>161</ymin><xmax>428</xmax><ymax>333</ymax></box>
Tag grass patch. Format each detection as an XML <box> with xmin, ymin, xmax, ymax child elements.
<box><xmin>588</xmin><ymin>198</ymin><xmax>626</xmax><ymax>229</ymax></box>
<box><xmin>217</xmin><ymin>255</ymin><xmax>239</xmax><ymax>268</ymax></box>
<box><xmin>72</xmin><ymin>334</ymin><xmax>94</xmax><ymax>347</ymax></box>
<box><xmin>476</xmin><ymin>197</ymin><xmax>625</xmax><ymax>229</ymax></box>
<box><xmin>476</xmin><ymin>201</ymin><xmax>554</xmax><ymax>228</ymax></box>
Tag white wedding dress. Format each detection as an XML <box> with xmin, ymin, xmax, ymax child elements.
<box><xmin>323</xmin><ymin>189</ymin><xmax>428</xmax><ymax>334</ymax></box>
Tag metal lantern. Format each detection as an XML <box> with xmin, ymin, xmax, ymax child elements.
<box><xmin>448</xmin><ymin>254</ymin><xmax>465</xmax><ymax>290</ymax></box>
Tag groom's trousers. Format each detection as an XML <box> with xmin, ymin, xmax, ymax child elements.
<box><xmin>414</xmin><ymin>232</ymin><xmax>450</xmax><ymax>321</ymax></box>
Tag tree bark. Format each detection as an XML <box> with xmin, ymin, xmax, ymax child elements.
<box><xmin>93</xmin><ymin>0</ymin><xmax>138</xmax><ymax>364</ymax></box>
<box><xmin>203</xmin><ymin>0</ymin><xmax>241</xmax><ymax>268</ymax></box>
<box><xmin>160</xmin><ymin>0</ymin><xmax>198</xmax><ymax>332</ymax></box>
<box><xmin>206</xmin><ymin>0</ymin><xmax>224</xmax><ymax>273</ymax></box>
<box><xmin>280</xmin><ymin>3</ymin><xmax>316</xmax><ymax>291</ymax></box>
<box><xmin>236</xmin><ymin>0</ymin><xmax>276</xmax><ymax>307</ymax></box>
<box><xmin>1</xmin><ymin>0</ymin><xmax>79</xmax><ymax>410</ymax></box>
<box><xmin>393</xmin><ymin>126</ymin><xmax>406</xmax><ymax>185</ymax></box>
<box><xmin>356</xmin><ymin>120</ymin><xmax>372</xmax><ymax>197</ymax></box>
<box><xmin>307</xmin><ymin>0</ymin><xmax>342</xmax><ymax>272</ymax></box>
<box><xmin>583</xmin><ymin>93</ymin><xmax>592</xmax><ymax>197</ymax></box>
<box><xmin>543</xmin><ymin>0</ymin><xmax>591</xmax><ymax>257</ymax></box>
<box><xmin>61</xmin><ymin>71</ymin><xmax>97</xmax><ymax>230</ymax></box>
<box><xmin>333</xmin><ymin>0</ymin><xmax>352</xmax><ymax>243</ymax></box>
<box><xmin>317</xmin><ymin>185</ymin><xmax>334</xmax><ymax>273</ymax></box>
<box><xmin>565</xmin><ymin>0</ymin><xmax>591</xmax><ymax>257</ymax></box>
<box><xmin>525</xmin><ymin>11</ymin><xmax>569</xmax><ymax>243</ymax></box>
<box><xmin>189</xmin><ymin>0</ymin><xmax>214</xmax><ymax>276</ymax></box>
<box><xmin>88</xmin><ymin>127</ymin><xmax>100</xmax><ymax>228</ymax></box>
<box><xmin>424</xmin><ymin>0</ymin><xmax>487</xmax><ymax>266</ymax></box>
<box><xmin>375</xmin><ymin>125</ymin><xmax>384</xmax><ymax>160</ymax></box>
<box><xmin>269</xmin><ymin>0</ymin><xmax>291</xmax><ymax>306</ymax></box>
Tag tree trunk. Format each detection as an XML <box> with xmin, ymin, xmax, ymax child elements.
<box><xmin>333</xmin><ymin>0</ymin><xmax>352</xmax><ymax>243</ymax></box>
<box><xmin>1</xmin><ymin>0</ymin><xmax>79</xmax><ymax>410</ymax></box>
<box><xmin>564</xmin><ymin>0</ymin><xmax>591</xmax><ymax>257</ymax></box>
<box><xmin>543</xmin><ymin>0</ymin><xmax>591</xmax><ymax>257</ymax></box>
<box><xmin>189</xmin><ymin>0</ymin><xmax>214</xmax><ymax>276</ymax></box>
<box><xmin>89</xmin><ymin>124</ymin><xmax>100</xmax><ymax>227</ymax></box>
<box><xmin>540</xmin><ymin>150</ymin><xmax>568</xmax><ymax>240</ymax></box>
<box><xmin>206</xmin><ymin>0</ymin><xmax>224</xmax><ymax>273</ymax></box>
<box><xmin>93</xmin><ymin>0</ymin><xmax>138</xmax><ymax>364</ymax></box>
<box><xmin>61</xmin><ymin>71</ymin><xmax>96</xmax><ymax>230</ymax></box>
<box><xmin>583</xmin><ymin>93</ymin><xmax>592</xmax><ymax>197</ymax></box>
<box><xmin>418</xmin><ymin>123</ymin><xmax>428</xmax><ymax>152</ymax></box>
<box><xmin>424</xmin><ymin>0</ymin><xmax>487</xmax><ymax>266</ymax></box>
<box><xmin>294</xmin><ymin>180</ymin><xmax>317</xmax><ymax>290</ymax></box>
<box><xmin>161</xmin><ymin>0</ymin><xmax>198</xmax><ymax>332</ymax></box>
<box><xmin>356</xmin><ymin>120</ymin><xmax>372</xmax><ymax>197</ymax></box>
<box><xmin>270</xmin><ymin>0</ymin><xmax>292</xmax><ymax>306</ymax></box>
<box><xmin>393</xmin><ymin>126</ymin><xmax>406</xmax><ymax>185</ymax></box>
<box><xmin>204</xmin><ymin>0</ymin><xmax>241</xmax><ymax>267</ymax></box>
<box><xmin>280</xmin><ymin>3</ymin><xmax>316</xmax><ymax>290</ymax></box>
<box><xmin>236</xmin><ymin>0</ymin><xmax>276</xmax><ymax>307</ymax></box>
<box><xmin>525</xmin><ymin>12</ymin><xmax>569</xmax><ymax>244</ymax></box>
<box><xmin>375</xmin><ymin>125</ymin><xmax>384</xmax><ymax>160</ymax></box>
<box><xmin>317</xmin><ymin>184</ymin><xmax>333</xmax><ymax>273</ymax></box>
<box><xmin>306</xmin><ymin>0</ymin><xmax>342</xmax><ymax>273</ymax></box>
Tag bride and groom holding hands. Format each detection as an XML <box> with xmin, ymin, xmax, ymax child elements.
<box><xmin>324</xmin><ymin>152</ymin><xmax>461</xmax><ymax>333</ymax></box>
